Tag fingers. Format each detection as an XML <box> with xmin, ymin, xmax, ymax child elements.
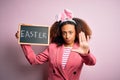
<box><xmin>15</xmin><ymin>31</ymin><xmax>19</xmax><ymax>39</ymax></box>
<box><xmin>79</xmin><ymin>31</ymin><xmax>87</xmax><ymax>42</ymax></box>
<box><xmin>86</xmin><ymin>35</ymin><xmax>90</xmax><ymax>42</ymax></box>
<box><xmin>79</xmin><ymin>31</ymin><xmax>90</xmax><ymax>42</ymax></box>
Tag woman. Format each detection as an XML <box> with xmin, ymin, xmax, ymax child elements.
<box><xmin>15</xmin><ymin>9</ymin><xmax>96</xmax><ymax>80</ymax></box>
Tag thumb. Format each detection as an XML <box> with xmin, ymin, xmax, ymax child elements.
<box><xmin>15</xmin><ymin>31</ymin><xmax>19</xmax><ymax>39</ymax></box>
<box><xmin>71</xmin><ymin>49</ymin><xmax>80</xmax><ymax>53</ymax></box>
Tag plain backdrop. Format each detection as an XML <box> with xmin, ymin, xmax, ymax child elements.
<box><xmin>0</xmin><ymin>0</ymin><xmax>120</xmax><ymax>80</ymax></box>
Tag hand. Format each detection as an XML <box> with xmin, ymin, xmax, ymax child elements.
<box><xmin>72</xmin><ymin>31</ymin><xmax>90</xmax><ymax>55</ymax></box>
<box><xmin>15</xmin><ymin>31</ymin><xmax>19</xmax><ymax>39</ymax></box>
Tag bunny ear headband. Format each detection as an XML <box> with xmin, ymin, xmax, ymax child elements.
<box><xmin>56</xmin><ymin>9</ymin><xmax>76</xmax><ymax>24</ymax></box>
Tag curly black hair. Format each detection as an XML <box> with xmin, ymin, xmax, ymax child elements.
<box><xmin>50</xmin><ymin>18</ymin><xmax>92</xmax><ymax>46</ymax></box>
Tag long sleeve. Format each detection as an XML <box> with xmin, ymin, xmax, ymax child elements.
<box><xmin>21</xmin><ymin>45</ymin><xmax>49</xmax><ymax>65</ymax></box>
<box><xmin>81</xmin><ymin>53</ymin><xmax>96</xmax><ymax>66</ymax></box>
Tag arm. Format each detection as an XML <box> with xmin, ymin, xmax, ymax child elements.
<box><xmin>15</xmin><ymin>31</ymin><xmax>49</xmax><ymax>65</ymax></box>
<box><xmin>21</xmin><ymin>45</ymin><xmax>49</xmax><ymax>65</ymax></box>
<box><xmin>80</xmin><ymin>52</ymin><xmax>96</xmax><ymax>65</ymax></box>
<box><xmin>72</xmin><ymin>32</ymin><xmax>96</xmax><ymax>65</ymax></box>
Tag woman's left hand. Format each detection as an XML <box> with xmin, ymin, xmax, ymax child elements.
<box><xmin>72</xmin><ymin>31</ymin><xmax>90</xmax><ymax>55</ymax></box>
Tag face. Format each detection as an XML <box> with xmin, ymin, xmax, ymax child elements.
<box><xmin>61</xmin><ymin>24</ymin><xmax>76</xmax><ymax>47</ymax></box>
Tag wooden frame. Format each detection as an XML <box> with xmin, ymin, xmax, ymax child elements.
<box><xmin>18</xmin><ymin>24</ymin><xmax>50</xmax><ymax>46</ymax></box>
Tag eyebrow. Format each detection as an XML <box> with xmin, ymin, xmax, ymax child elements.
<box><xmin>62</xmin><ymin>30</ymin><xmax>74</xmax><ymax>32</ymax></box>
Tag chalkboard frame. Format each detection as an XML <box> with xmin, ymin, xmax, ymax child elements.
<box><xmin>18</xmin><ymin>24</ymin><xmax>50</xmax><ymax>46</ymax></box>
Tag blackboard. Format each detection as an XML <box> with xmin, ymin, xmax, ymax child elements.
<box><xmin>18</xmin><ymin>24</ymin><xmax>50</xmax><ymax>45</ymax></box>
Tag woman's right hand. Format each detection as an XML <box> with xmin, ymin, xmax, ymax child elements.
<box><xmin>15</xmin><ymin>31</ymin><xmax>19</xmax><ymax>39</ymax></box>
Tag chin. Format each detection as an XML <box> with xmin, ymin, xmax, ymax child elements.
<box><xmin>64</xmin><ymin>42</ymin><xmax>73</xmax><ymax>46</ymax></box>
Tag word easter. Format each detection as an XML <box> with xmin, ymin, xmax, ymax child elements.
<box><xmin>20</xmin><ymin>30</ymin><xmax>47</xmax><ymax>39</ymax></box>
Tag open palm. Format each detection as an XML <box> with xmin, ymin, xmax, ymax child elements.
<box><xmin>72</xmin><ymin>32</ymin><xmax>90</xmax><ymax>55</ymax></box>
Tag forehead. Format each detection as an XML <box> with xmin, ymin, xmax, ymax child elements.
<box><xmin>61</xmin><ymin>24</ymin><xmax>75</xmax><ymax>31</ymax></box>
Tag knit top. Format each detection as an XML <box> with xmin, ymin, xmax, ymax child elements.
<box><xmin>62</xmin><ymin>47</ymin><xmax>72</xmax><ymax>69</ymax></box>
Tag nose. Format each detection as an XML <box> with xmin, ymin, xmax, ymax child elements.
<box><xmin>66</xmin><ymin>33</ymin><xmax>70</xmax><ymax>39</ymax></box>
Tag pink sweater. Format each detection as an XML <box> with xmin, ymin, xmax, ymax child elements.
<box><xmin>21</xmin><ymin>43</ymin><xmax>96</xmax><ymax>80</ymax></box>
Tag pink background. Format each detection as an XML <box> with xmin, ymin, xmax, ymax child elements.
<box><xmin>0</xmin><ymin>0</ymin><xmax>120</xmax><ymax>80</ymax></box>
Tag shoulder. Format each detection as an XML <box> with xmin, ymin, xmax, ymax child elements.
<box><xmin>48</xmin><ymin>43</ymin><xmax>58</xmax><ymax>48</ymax></box>
<box><xmin>47</xmin><ymin>43</ymin><xmax>62</xmax><ymax>52</ymax></box>
<box><xmin>48</xmin><ymin>43</ymin><xmax>63</xmax><ymax>49</ymax></box>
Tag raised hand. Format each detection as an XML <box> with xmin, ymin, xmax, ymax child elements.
<box><xmin>72</xmin><ymin>31</ymin><xmax>90</xmax><ymax>55</ymax></box>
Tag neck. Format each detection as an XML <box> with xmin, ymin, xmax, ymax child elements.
<box><xmin>64</xmin><ymin>43</ymin><xmax>74</xmax><ymax>47</ymax></box>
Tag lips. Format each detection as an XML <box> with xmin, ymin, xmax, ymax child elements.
<box><xmin>65</xmin><ymin>39</ymin><xmax>71</xmax><ymax>43</ymax></box>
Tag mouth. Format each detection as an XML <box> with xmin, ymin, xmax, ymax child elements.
<box><xmin>65</xmin><ymin>39</ymin><xmax>71</xmax><ymax>43</ymax></box>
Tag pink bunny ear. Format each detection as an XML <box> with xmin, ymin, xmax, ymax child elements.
<box><xmin>55</xmin><ymin>9</ymin><xmax>75</xmax><ymax>23</ymax></box>
<box><xmin>60</xmin><ymin>12</ymin><xmax>66</xmax><ymax>21</ymax></box>
<box><xmin>64</xmin><ymin>9</ymin><xmax>73</xmax><ymax>19</ymax></box>
<box><xmin>56</xmin><ymin>12</ymin><xmax>66</xmax><ymax>22</ymax></box>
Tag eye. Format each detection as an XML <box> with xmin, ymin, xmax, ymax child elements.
<box><xmin>69</xmin><ymin>31</ymin><xmax>73</xmax><ymax>34</ymax></box>
<box><xmin>62</xmin><ymin>32</ymin><xmax>66</xmax><ymax>35</ymax></box>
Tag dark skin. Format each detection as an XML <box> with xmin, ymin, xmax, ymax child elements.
<box><xmin>61</xmin><ymin>24</ymin><xmax>90</xmax><ymax>55</ymax></box>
